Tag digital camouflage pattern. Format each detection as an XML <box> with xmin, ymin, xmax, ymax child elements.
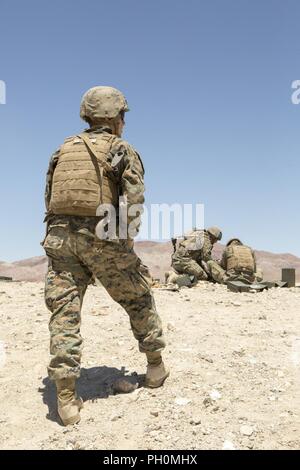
<box><xmin>171</xmin><ymin>230</ymin><xmax>225</xmax><ymax>282</ymax></box>
<box><xmin>43</xmin><ymin>126</ymin><xmax>165</xmax><ymax>381</ymax></box>
<box><xmin>206</xmin><ymin>259</ymin><xmax>228</xmax><ymax>284</ymax></box>
<box><xmin>44</xmin><ymin>222</ymin><xmax>165</xmax><ymax>381</ymax></box>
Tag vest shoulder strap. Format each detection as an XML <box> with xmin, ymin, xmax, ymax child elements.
<box><xmin>77</xmin><ymin>133</ymin><xmax>116</xmax><ymax>205</ymax></box>
<box><xmin>77</xmin><ymin>133</ymin><xmax>115</xmax><ymax>174</ymax></box>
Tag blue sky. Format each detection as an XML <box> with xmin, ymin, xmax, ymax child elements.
<box><xmin>0</xmin><ymin>0</ymin><xmax>299</xmax><ymax>261</ymax></box>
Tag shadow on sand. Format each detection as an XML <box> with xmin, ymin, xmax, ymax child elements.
<box><xmin>39</xmin><ymin>365</ymin><xmax>144</xmax><ymax>425</ymax></box>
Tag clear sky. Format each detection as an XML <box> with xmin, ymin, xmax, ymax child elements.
<box><xmin>0</xmin><ymin>0</ymin><xmax>299</xmax><ymax>261</ymax></box>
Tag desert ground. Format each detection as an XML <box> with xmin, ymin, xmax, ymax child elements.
<box><xmin>1</xmin><ymin>278</ymin><xmax>300</xmax><ymax>450</ymax></box>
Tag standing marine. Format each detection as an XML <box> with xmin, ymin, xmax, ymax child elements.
<box><xmin>42</xmin><ymin>86</ymin><xmax>169</xmax><ymax>426</ymax></box>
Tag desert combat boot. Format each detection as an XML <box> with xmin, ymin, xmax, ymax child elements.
<box><xmin>56</xmin><ymin>378</ymin><xmax>83</xmax><ymax>426</ymax></box>
<box><xmin>145</xmin><ymin>352</ymin><xmax>170</xmax><ymax>388</ymax></box>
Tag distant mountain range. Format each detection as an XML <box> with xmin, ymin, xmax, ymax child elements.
<box><xmin>1</xmin><ymin>241</ymin><xmax>300</xmax><ymax>283</ymax></box>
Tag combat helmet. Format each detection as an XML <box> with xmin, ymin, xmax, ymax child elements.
<box><xmin>207</xmin><ymin>226</ymin><xmax>222</xmax><ymax>241</ymax></box>
<box><xmin>226</xmin><ymin>238</ymin><xmax>242</xmax><ymax>247</ymax></box>
<box><xmin>80</xmin><ymin>86</ymin><xmax>129</xmax><ymax>122</ymax></box>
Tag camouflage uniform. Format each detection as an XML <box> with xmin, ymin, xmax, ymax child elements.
<box><xmin>43</xmin><ymin>126</ymin><xmax>165</xmax><ymax>381</ymax></box>
<box><xmin>206</xmin><ymin>259</ymin><xmax>227</xmax><ymax>284</ymax></box>
<box><xmin>220</xmin><ymin>242</ymin><xmax>256</xmax><ymax>284</ymax></box>
<box><xmin>171</xmin><ymin>230</ymin><xmax>226</xmax><ymax>283</ymax></box>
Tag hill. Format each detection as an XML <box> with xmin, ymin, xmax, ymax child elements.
<box><xmin>1</xmin><ymin>241</ymin><xmax>299</xmax><ymax>283</ymax></box>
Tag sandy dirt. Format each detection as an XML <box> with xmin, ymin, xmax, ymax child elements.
<box><xmin>1</xmin><ymin>280</ymin><xmax>300</xmax><ymax>450</ymax></box>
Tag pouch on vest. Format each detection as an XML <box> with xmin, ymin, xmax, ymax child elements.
<box><xmin>226</xmin><ymin>245</ymin><xmax>255</xmax><ymax>273</ymax></box>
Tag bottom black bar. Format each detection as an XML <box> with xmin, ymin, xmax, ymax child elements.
<box><xmin>0</xmin><ymin>449</ymin><xmax>298</xmax><ymax>466</ymax></box>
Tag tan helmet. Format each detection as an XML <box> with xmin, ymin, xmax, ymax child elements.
<box><xmin>80</xmin><ymin>86</ymin><xmax>129</xmax><ymax>122</ymax></box>
<box><xmin>207</xmin><ymin>226</ymin><xmax>222</xmax><ymax>241</ymax></box>
<box><xmin>226</xmin><ymin>238</ymin><xmax>242</xmax><ymax>247</ymax></box>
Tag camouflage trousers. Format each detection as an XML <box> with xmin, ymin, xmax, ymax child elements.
<box><xmin>206</xmin><ymin>260</ymin><xmax>228</xmax><ymax>284</ymax></box>
<box><xmin>171</xmin><ymin>256</ymin><xmax>208</xmax><ymax>280</ymax></box>
<box><xmin>43</xmin><ymin>223</ymin><xmax>165</xmax><ymax>381</ymax></box>
<box><xmin>226</xmin><ymin>269</ymin><xmax>255</xmax><ymax>284</ymax></box>
<box><xmin>171</xmin><ymin>256</ymin><xmax>227</xmax><ymax>284</ymax></box>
